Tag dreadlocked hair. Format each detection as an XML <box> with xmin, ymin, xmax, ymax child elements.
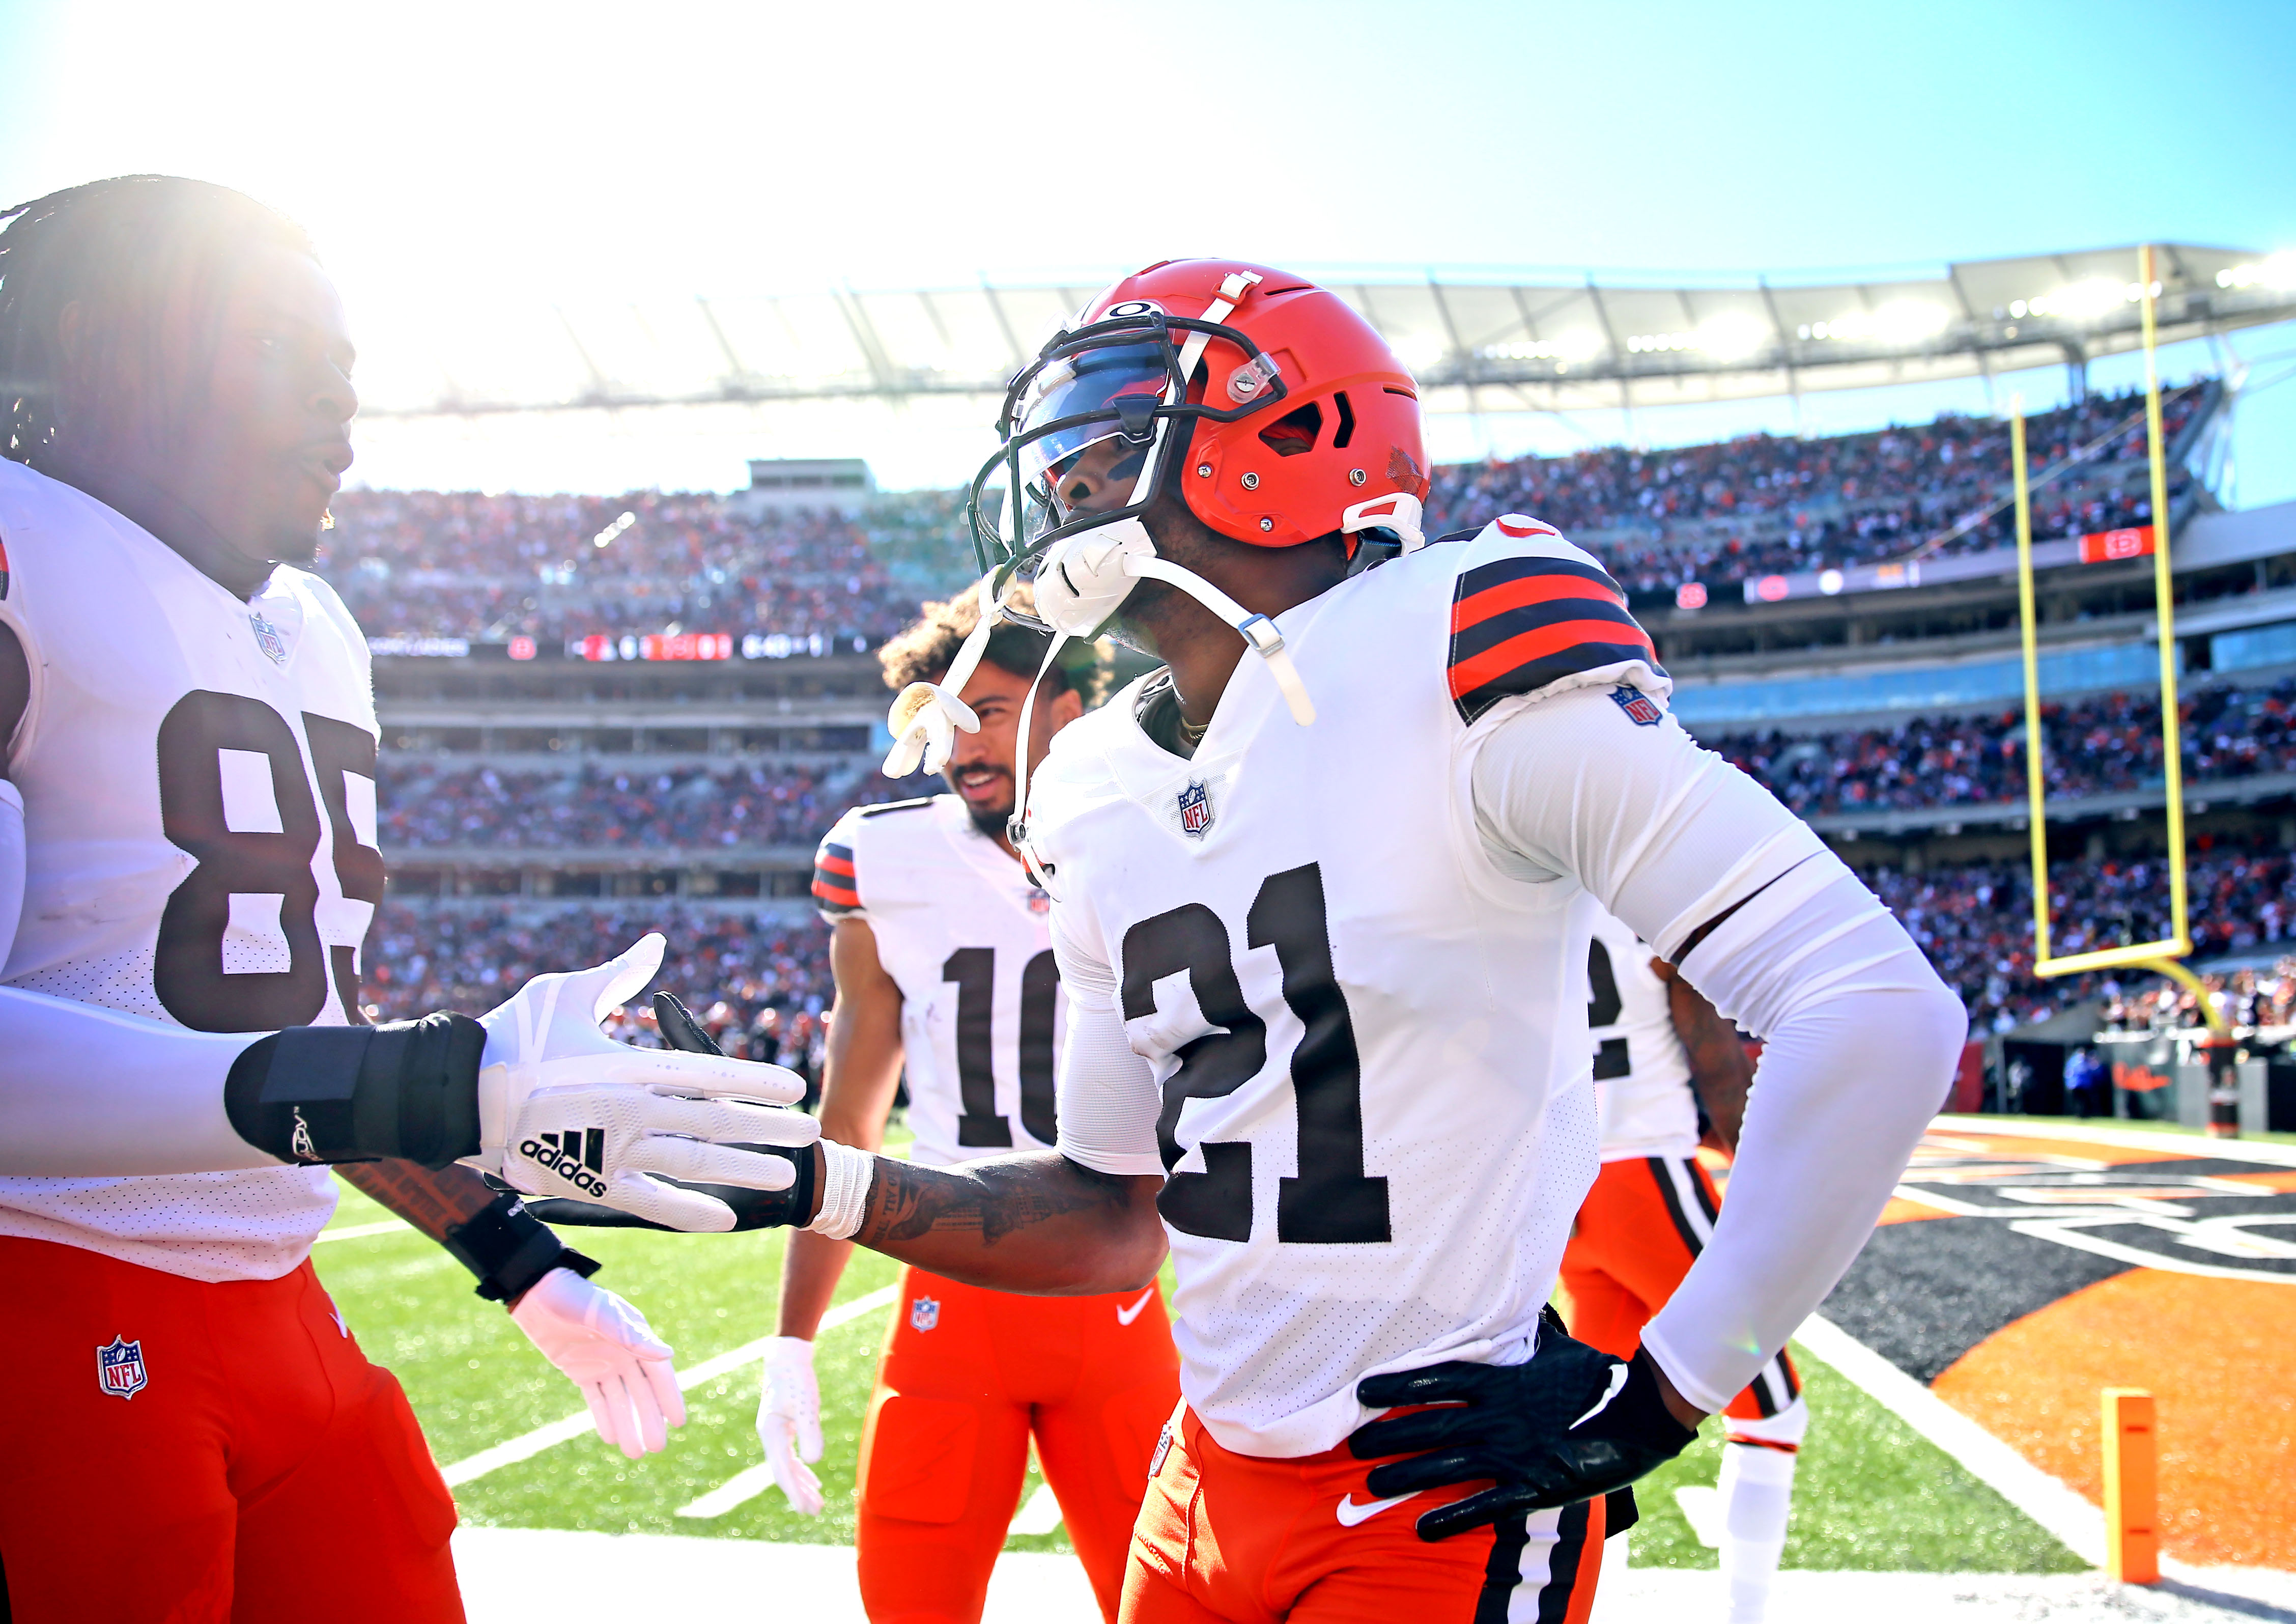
<box><xmin>0</xmin><ymin>175</ymin><xmax>315</xmax><ymax>468</ymax></box>
<box><xmin>878</xmin><ymin>579</ymin><xmax>1104</xmax><ymax>706</ymax></box>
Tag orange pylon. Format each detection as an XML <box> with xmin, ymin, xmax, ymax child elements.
<box><xmin>2102</xmin><ymin>1388</ymin><xmax>2160</xmax><ymax>1583</ymax></box>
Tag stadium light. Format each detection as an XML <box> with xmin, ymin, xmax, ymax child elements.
<box><xmin>2217</xmin><ymin>251</ymin><xmax>2296</xmax><ymax>291</ymax></box>
<box><xmin>1695</xmin><ymin>313</ymin><xmax>1769</xmax><ymax>361</ymax></box>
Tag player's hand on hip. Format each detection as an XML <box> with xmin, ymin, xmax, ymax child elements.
<box><xmin>756</xmin><ymin>1337</ymin><xmax>826</xmax><ymax>1516</ymax></box>
<box><xmin>509</xmin><ymin>1267</ymin><xmax>686</xmax><ymax>1460</ymax></box>
<box><xmin>464</xmin><ymin>933</ymin><xmax>820</xmax><ymax>1231</ymax></box>
<box><xmin>1348</xmin><ymin>1314</ymin><xmax>1700</xmax><ymax>1542</ymax></box>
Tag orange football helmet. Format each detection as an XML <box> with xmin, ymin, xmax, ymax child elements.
<box><xmin>967</xmin><ymin>259</ymin><xmax>1429</xmax><ymax>622</ymax></box>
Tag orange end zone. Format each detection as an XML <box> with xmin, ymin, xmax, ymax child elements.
<box><xmin>1931</xmin><ymin>1270</ymin><xmax>2296</xmax><ymax>1567</ymax></box>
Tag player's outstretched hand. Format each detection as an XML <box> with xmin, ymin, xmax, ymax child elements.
<box><xmin>466</xmin><ymin>934</ymin><xmax>820</xmax><ymax>1233</ymax></box>
<box><xmin>1348</xmin><ymin>1315</ymin><xmax>1699</xmax><ymax>1542</ymax></box>
<box><xmin>509</xmin><ymin>1267</ymin><xmax>686</xmax><ymax>1460</ymax></box>
<box><xmin>756</xmin><ymin>1337</ymin><xmax>826</xmax><ymax>1515</ymax></box>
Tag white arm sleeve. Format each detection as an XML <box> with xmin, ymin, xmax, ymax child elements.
<box><xmin>0</xmin><ymin>780</ymin><xmax>21</xmax><ymax>972</ymax></box>
<box><xmin>1048</xmin><ymin>898</ymin><xmax>1165</xmax><ymax>1178</ymax></box>
<box><xmin>1473</xmin><ymin>688</ymin><xmax>1966</xmax><ymax>1413</ymax></box>
<box><xmin>0</xmin><ymin>986</ymin><xmax>280</xmax><ymax>1175</ymax></box>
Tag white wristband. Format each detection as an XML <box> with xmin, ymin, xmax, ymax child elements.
<box><xmin>808</xmin><ymin>1141</ymin><xmax>874</xmax><ymax>1240</ymax></box>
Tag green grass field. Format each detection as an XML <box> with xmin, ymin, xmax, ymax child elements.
<box><xmin>313</xmin><ymin>1162</ymin><xmax>2082</xmax><ymax>1574</ymax></box>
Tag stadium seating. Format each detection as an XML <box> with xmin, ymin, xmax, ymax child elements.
<box><xmin>1421</xmin><ymin>383</ymin><xmax>2215</xmax><ymax>597</ymax></box>
<box><xmin>320</xmin><ymin>386</ymin><xmax>2218</xmax><ymax>644</ymax></box>
<box><xmin>1700</xmin><ymin>676</ymin><xmax>2296</xmax><ymax>816</ymax></box>
<box><xmin>379</xmin><ymin>761</ymin><xmax>841</xmax><ymax>851</ymax></box>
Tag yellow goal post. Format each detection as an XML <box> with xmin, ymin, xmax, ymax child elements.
<box><xmin>2012</xmin><ymin>244</ymin><xmax>2224</xmax><ymax>1031</ymax></box>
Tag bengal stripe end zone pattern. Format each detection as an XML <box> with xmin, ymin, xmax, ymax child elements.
<box><xmin>1447</xmin><ymin>554</ymin><xmax>1664</xmax><ymax>724</ymax></box>
<box><xmin>812</xmin><ymin>840</ymin><xmax>859</xmax><ymax>913</ymax></box>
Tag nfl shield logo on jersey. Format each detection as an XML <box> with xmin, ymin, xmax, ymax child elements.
<box><xmin>96</xmin><ymin>1335</ymin><xmax>148</xmax><ymax>1401</ymax></box>
<box><xmin>1608</xmin><ymin>685</ymin><xmax>1663</xmax><ymax>726</ymax></box>
<box><xmin>910</xmin><ymin>1296</ymin><xmax>940</xmax><ymax>1332</ymax></box>
<box><xmin>248</xmin><ymin>611</ymin><xmax>289</xmax><ymax>665</ymax></box>
<box><xmin>1177</xmin><ymin>781</ymin><xmax>1214</xmax><ymax>839</ymax></box>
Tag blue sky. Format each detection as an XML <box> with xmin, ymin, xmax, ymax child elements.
<box><xmin>3</xmin><ymin>0</ymin><xmax>2291</xmax><ymax>497</ymax></box>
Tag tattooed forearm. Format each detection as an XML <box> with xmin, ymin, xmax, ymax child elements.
<box><xmin>845</xmin><ymin>1150</ymin><xmax>1168</xmax><ymax>1296</ymax></box>
<box><xmin>337</xmin><ymin>1159</ymin><xmax>498</xmax><ymax>1243</ymax></box>
<box><xmin>860</xmin><ymin>1153</ymin><xmax>1130</xmax><ymax>1247</ymax></box>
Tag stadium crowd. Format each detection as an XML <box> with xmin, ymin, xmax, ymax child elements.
<box><xmin>362</xmin><ymin>904</ymin><xmax>833</xmax><ymax>1080</ymax></box>
<box><xmin>378</xmin><ymin>761</ymin><xmax>845</xmax><ymax>851</ymax></box>
<box><xmin>1704</xmin><ymin>677</ymin><xmax>2296</xmax><ymax>816</ymax></box>
<box><xmin>321</xmin><ymin>489</ymin><xmax>918</xmax><ymax>647</ymax></box>
<box><xmin>1865</xmin><ymin>836</ymin><xmax>2295</xmax><ymax>1029</ymax></box>
<box><xmin>314</xmin><ymin>386</ymin><xmax>2216</xmax><ymax>646</ymax></box>
<box><xmin>1422</xmin><ymin>384</ymin><xmax>2208</xmax><ymax>595</ymax></box>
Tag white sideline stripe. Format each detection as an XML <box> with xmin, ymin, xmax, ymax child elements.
<box><xmin>676</xmin><ymin>1462</ymin><xmax>785</xmax><ymax>1520</ymax></box>
<box><xmin>314</xmin><ymin>1219</ymin><xmax>413</xmax><ymax>1243</ymax></box>
<box><xmin>1932</xmin><ymin>1112</ymin><xmax>2296</xmax><ymax>1169</ymax></box>
<box><xmin>1793</xmin><ymin>1315</ymin><xmax>2108</xmax><ymax>1568</ymax></box>
<box><xmin>442</xmin><ymin>1284</ymin><xmax>899</xmax><ymax>1490</ymax></box>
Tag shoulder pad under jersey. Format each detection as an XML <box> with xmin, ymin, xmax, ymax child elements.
<box><xmin>1442</xmin><ymin>514</ymin><xmax>1667</xmax><ymax>725</ymax></box>
<box><xmin>857</xmin><ymin>796</ymin><xmax>936</xmax><ymax>819</ymax></box>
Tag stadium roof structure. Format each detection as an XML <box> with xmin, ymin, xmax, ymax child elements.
<box><xmin>354</xmin><ymin>244</ymin><xmax>2296</xmax><ymax>422</ymax></box>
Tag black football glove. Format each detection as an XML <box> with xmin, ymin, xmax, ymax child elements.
<box><xmin>1348</xmin><ymin>1309</ymin><xmax>1699</xmax><ymax>1542</ymax></box>
<box><xmin>521</xmin><ymin>994</ymin><xmax>815</xmax><ymax>1233</ymax></box>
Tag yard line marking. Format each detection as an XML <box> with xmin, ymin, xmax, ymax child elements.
<box><xmin>676</xmin><ymin>1462</ymin><xmax>784</xmax><ymax>1520</ymax></box>
<box><xmin>1792</xmin><ymin>1314</ymin><xmax>2106</xmax><ymax>1568</ymax></box>
<box><xmin>442</xmin><ymin>1284</ymin><xmax>898</xmax><ymax>1490</ymax></box>
<box><xmin>313</xmin><ymin>1220</ymin><xmax>412</xmax><ymax>1243</ymax></box>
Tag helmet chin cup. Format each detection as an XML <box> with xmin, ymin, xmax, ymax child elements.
<box><xmin>1033</xmin><ymin>520</ymin><xmax>1156</xmax><ymax>639</ymax></box>
<box><xmin>883</xmin><ymin>681</ymin><xmax>979</xmax><ymax>777</ymax></box>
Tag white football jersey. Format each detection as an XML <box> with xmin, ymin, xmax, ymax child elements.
<box><xmin>0</xmin><ymin>460</ymin><xmax>379</xmax><ymax>1281</ymax></box>
<box><xmin>813</xmin><ymin>794</ymin><xmax>1068</xmax><ymax>1167</ymax></box>
<box><xmin>1585</xmin><ymin>908</ymin><xmax>1699</xmax><ymax>1162</ymax></box>
<box><xmin>1036</xmin><ymin>517</ymin><xmax>1680</xmax><ymax>1457</ymax></box>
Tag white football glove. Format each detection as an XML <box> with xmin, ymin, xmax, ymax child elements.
<box><xmin>756</xmin><ymin>1336</ymin><xmax>825</xmax><ymax>1515</ymax></box>
<box><xmin>510</xmin><ymin>1267</ymin><xmax>685</xmax><ymax>1460</ymax></box>
<box><xmin>467</xmin><ymin>934</ymin><xmax>821</xmax><ymax>1232</ymax></box>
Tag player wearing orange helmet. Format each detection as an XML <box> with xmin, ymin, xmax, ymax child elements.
<box><xmin>549</xmin><ymin>259</ymin><xmax>1961</xmax><ymax>1624</ymax></box>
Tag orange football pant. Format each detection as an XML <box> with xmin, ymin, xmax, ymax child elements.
<box><xmin>856</xmin><ymin>1265</ymin><xmax>1181</xmax><ymax>1624</ymax></box>
<box><xmin>1557</xmin><ymin>1155</ymin><xmax>1803</xmax><ymax>1426</ymax></box>
<box><xmin>0</xmin><ymin>1236</ymin><xmax>462</xmax><ymax>1622</ymax></box>
<box><xmin>1120</xmin><ymin>1403</ymin><xmax>1607</xmax><ymax>1624</ymax></box>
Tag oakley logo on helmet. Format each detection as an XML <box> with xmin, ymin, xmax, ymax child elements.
<box><xmin>1105</xmin><ymin>299</ymin><xmax>1163</xmax><ymax>319</ymax></box>
<box><xmin>522</xmin><ymin>1128</ymin><xmax>609</xmax><ymax>1198</ymax></box>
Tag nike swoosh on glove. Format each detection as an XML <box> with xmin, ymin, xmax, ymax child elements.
<box><xmin>756</xmin><ymin>1337</ymin><xmax>826</xmax><ymax>1515</ymax></box>
<box><xmin>467</xmin><ymin>935</ymin><xmax>820</xmax><ymax>1231</ymax></box>
<box><xmin>509</xmin><ymin>1268</ymin><xmax>686</xmax><ymax>1460</ymax></box>
<box><xmin>1348</xmin><ymin>1318</ymin><xmax>1699</xmax><ymax>1542</ymax></box>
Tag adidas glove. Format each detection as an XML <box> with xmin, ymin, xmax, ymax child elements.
<box><xmin>1348</xmin><ymin>1312</ymin><xmax>1699</xmax><ymax>1542</ymax></box>
<box><xmin>222</xmin><ymin>936</ymin><xmax>819</xmax><ymax>1233</ymax></box>
<box><xmin>471</xmin><ymin>936</ymin><xmax>820</xmax><ymax>1232</ymax></box>
<box><xmin>521</xmin><ymin>992</ymin><xmax>819</xmax><ymax>1232</ymax></box>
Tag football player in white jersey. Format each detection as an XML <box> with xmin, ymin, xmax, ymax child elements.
<box><xmin>740</xmin><ymin>584</ymin><xmax>1176</xmax><ymax>1622</ymax></box>
<box><xmin>556</xmin><ymin>259</ymin><xmax>1962</xmax><ymax>1623</ymax></box>
<box><xmin>1561</xmin><ymin>907</ymin><xmax>1806</xmax><ymax>1622</ymax></box>
<box><xmin>0</xmin><ymin>176</ymin><xmax>813</xmax><ymax>1621</ymax></box>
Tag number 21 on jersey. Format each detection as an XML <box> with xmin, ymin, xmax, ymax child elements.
<box><xmin>1119</xmin><ymin>862</ymin><xmax>1391</xmax><ymax>1247</ymax></box>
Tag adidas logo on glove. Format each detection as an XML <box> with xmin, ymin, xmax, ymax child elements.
<box><xmin>522</xmin><ymin>1128</ymin><xmax>609</xmax><ymax>1197</ymax></box>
